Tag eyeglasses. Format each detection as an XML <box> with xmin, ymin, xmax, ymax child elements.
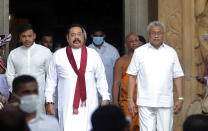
<box><xmin>127</xmin><ymin>40</ymin><xmax>140</xmax><ymax>43</ymax></box>
<box><xmin>149</xmin><ymin>32</ymin><xmax>163</xmax><ymax>36</ymax></box>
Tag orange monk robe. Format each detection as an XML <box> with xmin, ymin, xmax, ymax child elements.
<box><xmin>119</xmin><ymin>61</ymin><xmax>139</xmax><ymax>131</ymax></box>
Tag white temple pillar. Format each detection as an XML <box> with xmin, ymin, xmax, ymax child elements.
<box><xmin>0</xmin><ymin>0</ymin><xmax>10</xmax><ymax>55</ymax></box>
<box><xmin>124</xmin><ymin>0</ymin><xmax>148</xmax><ymax>38</ymax></box>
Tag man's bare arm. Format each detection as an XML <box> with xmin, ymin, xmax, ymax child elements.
<box><xmin>173</xmin><ymin>77</ymin><xmax>183</xmax><ymax>114</ymax></box>
<box><xmin>112</xmin><ymin>59</ymin><xmax>123</xmax><ymax>106</ymax></box>
<box><xmin>127</xmin><ymin>74</ymin><xmax>137</xmax><ymax>116</ymax></box>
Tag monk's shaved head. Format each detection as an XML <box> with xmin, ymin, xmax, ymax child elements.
<box><xmin>125</xmin><ymin>33</ymin><xmax>143</xmax><ymax>52</ymax></box>
<box><xmin>125</xmin><ymin>33</ymin><xmax>138</xmax><ymax>42</ymax></box>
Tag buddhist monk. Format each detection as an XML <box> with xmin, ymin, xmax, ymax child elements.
<box><xmin>112</xmin><ymin>33</ymin><xmax>146</xmax><ymax>131</ymax></box>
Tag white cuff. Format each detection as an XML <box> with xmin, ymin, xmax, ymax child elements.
<box><xmin>45</xmin><ymin>96</ymin><xmax>54</xmax><ymax>103</ymax></box>
<box><xmin>9</xmin><ymin>86</ymin><xmax>13</xmax><ymax>92</ymax></box>
<box><xmin>102</xmin><ymin>95</ymin><xmax>110</xmax><ymax>101</ymax></box>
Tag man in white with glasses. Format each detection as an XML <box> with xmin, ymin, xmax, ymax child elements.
<box><xmin>127</xmin><ymin>21</ymin><xmax>184</xmax><ymax>131</ymax></box>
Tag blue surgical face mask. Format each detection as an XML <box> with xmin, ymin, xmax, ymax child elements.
<box><xmin>93</xmin><ymin>37</ymin><xmax>104</xmax><ymax>45</ymax></box>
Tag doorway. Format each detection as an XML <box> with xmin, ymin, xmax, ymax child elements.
<box><xmin>9</xmin><ymin>0</ymin><xmax>124</xmax><ymax>54</ymax></box>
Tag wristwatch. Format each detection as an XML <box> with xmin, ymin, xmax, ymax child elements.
<box><xmin>46</xmin><ymin>102</ymin><xmax>55</xmax><ymax>105</ymax></box>
<box><xmin>178</xmin><ymin>97</ymin><xmax>184</xmax><ymax>101</ymax></box>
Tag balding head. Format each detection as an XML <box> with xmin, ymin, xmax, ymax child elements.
<box><xmin>125</xmin><ymin>33</ymin><xmax>138</xmax><ymax>42</ymax></box>
<box><xmin>125</xmin><ymin>33</ymin><xmax>143</xmax><ymax>52</ymax></box>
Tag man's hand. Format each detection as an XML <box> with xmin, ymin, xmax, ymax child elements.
<box><xmin>45</xmin><ymin>103</ymin><xmax>55</xmax><ymax>115</ymax></box>
<box><xmin>174</xmin><ymin>100</ymin><xmax>183</xmax><ymax>114</ymax></box>
<box><xmin>128</xmin><ymin>99</ymin><xmax>136</xmax><ymax>116</ymax></box>
<box><xmin>101</xmin><ymin>100</ymin><xmax>110</xmax><ymax>106</ymax></box>
<box><xmin>173</xmin><ymin>77</ymin><xmax>183</xmax><ymax>114</ymax></box>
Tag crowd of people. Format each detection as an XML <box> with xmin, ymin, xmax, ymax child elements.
<box><xmin>0</xmin><ymin>20</ymin><xmax>207</xmax><ymax>131</ymax></box>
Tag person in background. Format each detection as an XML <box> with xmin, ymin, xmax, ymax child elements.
<box><xmin>39</xmin><ymin>32</ymin><xmax>54</xmax><ymax>51</ymax></box>
<box><xmin>0</xmin><ymin>57</ymin><xmax>9</xmax><ymax>109</ymax></box>
<box><xmin>0</xmin><ymin>34</ymin><xmax>11</xmax><ymax>63</ymax></box>
<box><xmin>138</xmin><ymin>35</ymin><xmax>146</xmax><ymax>45</ymax></box>
<box><xmin>88</xmin><ymin>28</ymin><xmax>120</xmax><ymax>103</ymax></box>
<box><xmin>113</xmin><ymin>33</ymin><xmax>145</xmax><ymax>131</ymax></box>
<box><xmin>0</xmin><ymin>34</ymin><xmax>11</xmax><ymax>108</ymax></box>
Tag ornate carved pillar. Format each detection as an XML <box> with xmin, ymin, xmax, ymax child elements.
<box><xmin>158</xmin><ymin>0</ymin><xmax>199</xmax><ymax>130</ymax></box>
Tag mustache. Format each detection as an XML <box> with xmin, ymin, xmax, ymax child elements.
<box><xmin>153</xmin><ymin>38</ymin><xmax>160</xmax><ymax>41</ymax></box>
<box><xmin>73</xmin><ymin>38</ymin><xmax>81</xmax><ymax>43</ymax></box>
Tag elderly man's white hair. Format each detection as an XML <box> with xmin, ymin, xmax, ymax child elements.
<box><xmin>147</xmin><ymin>21</ymin><xmax>165</xmax><ymax>33</ymax></box>
<box><xmin>82</xmin><ymin>28</ymin><xmax>87</xmax><ymax>43</ymax></box>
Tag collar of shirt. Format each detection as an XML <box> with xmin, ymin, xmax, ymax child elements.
<box><xmin>28</xmin><ymin>110</ymin><xmax>45</xmax><ymax>124</ymax></box>
<box><xmin>147</xmin><ymin>42</ymin><xmax>166</xmax><ymax>49</ymax></box>
<box><xmin>91</xmin><ymin>41</ymin><xmax>107</xmax><ymax>49</ymax></box>
<box><xmin>22</xmin><ymin>42</ymin><xmax>36</xmax><ymax>50</ymax></box>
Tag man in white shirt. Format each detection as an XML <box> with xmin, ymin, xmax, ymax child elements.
<box><xmin>6</xmin><ymin>24</ymin><xmax>52</xmax><ymax>113</ymax></box>
<box><xmin>88</xmin><ymin>28</ymin><xmax>120</xmax><ymax>103</ymax></box>
<box><xmin>45</xmin><ymin>24</ymin><xmax>110</xmax><ymax>131</ymax></box>
<box><xmin>12</xmin><ymin>75</ymin><xmax>60</xmax><ymax>131</ymax></box>
<box><xmin>127</xmin><ymin>21</ymin><xmax>184</xmax><ymax>131</ymax></box>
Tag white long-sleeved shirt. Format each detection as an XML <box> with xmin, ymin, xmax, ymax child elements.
<box><xmin>28</xmin><ymin>111</ymin><xmax>60</xmax><ymax>131</ymax></box>
<box><xmin>88</xmin><ymin>41</ymin><xmax>120</xmax><ymax>98</ymax></box>
<box><xmin>45</xmin><ymin>47</ymin><xmax>110</xmax><ymax>131</ymax></box>
<box><xmin>6</xmin><ymin>43</ymin><xmax>52</xmax><ymax>112</ymax></box>
<box><xmin>127</xmin><ymin>43</ymin><xmax>184</xmax><ymax>107</ymax></box>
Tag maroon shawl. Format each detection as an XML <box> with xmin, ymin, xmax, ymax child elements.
<box><xmin>66</xmin><ymin>45</ymin><xmax>87</xmax><ymax>114</ymax></box>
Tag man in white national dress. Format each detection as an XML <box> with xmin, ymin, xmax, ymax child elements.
<box><xmin>6</xmin><ymin>24</ymin><xmax>52</xmax><ymax>113</ymax></box>
<box><xmin>45</xmin><ymin>24</ymin><xmax>110</xmax><ymax>131</ymax></box>
<box><xmin>127</xmin><ymin>21</ymin><xmax>184</xmax><ymax>131</ymax></box>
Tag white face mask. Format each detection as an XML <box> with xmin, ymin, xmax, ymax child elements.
<box><xmin>19</xmin><ymin>94</ymin><xmax>39</xmax><ymax>113</ymax></box>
